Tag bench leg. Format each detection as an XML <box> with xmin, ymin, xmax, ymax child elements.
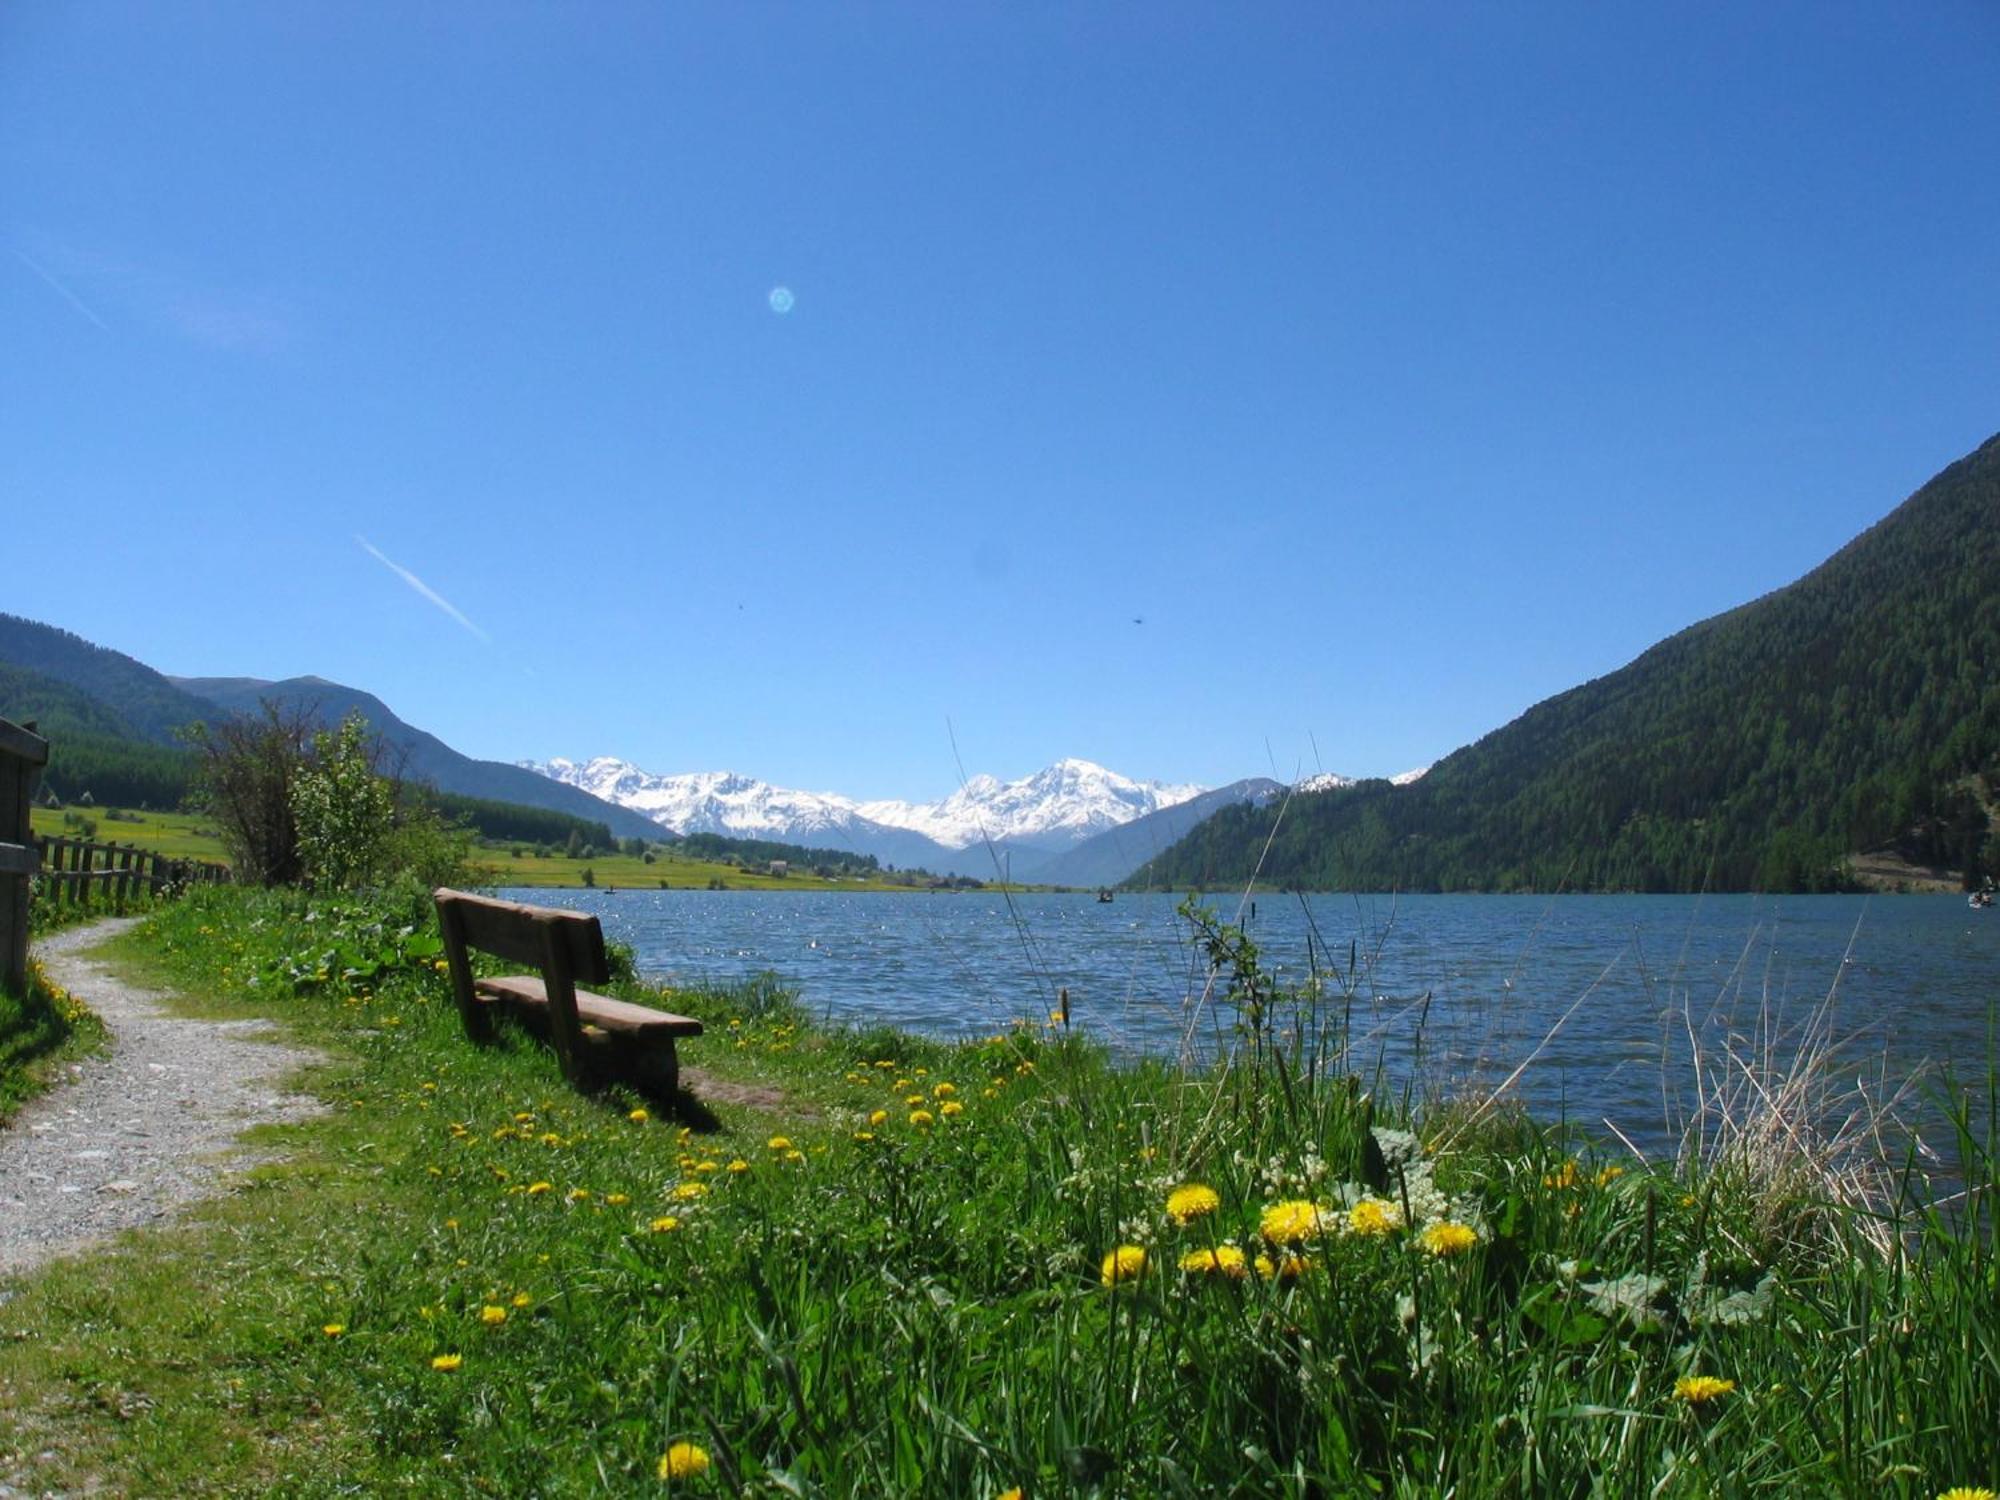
<box><xmin>633</xmin><ymin>1040</ymin><xmax>680</xmax><ymax>1100</ymax></box>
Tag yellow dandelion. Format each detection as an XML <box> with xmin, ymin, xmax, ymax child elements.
<box><xmin>1179</xmin><ymin>1245</ymin><xmax>1249</xmax><ymax>1280</ymax></box>
<box><xmin>853</xmin><ymin>1130</ymin><xmax>876</xmax><ymax>1142</ymax></box>
<box><xmin>693</xmin><ymin>1160</ymin><xmax>719</xmax><ymax>1173</ymax></box>
<box><xmin>932</xmin><ymin>1082</ymin><xmax>957</xmax><ymax>1098</ymax></box>
<box><xmin>1418</xmin><ymin>1222</ymin><xmax>1480</xmax><ymax>1257</ymax></box>
<box><xmin>526</xmin><ymin>1181</ymin><xmax>553</xmax><ymax>1196</ymax></box>
<box><xmin>511</xmin><ymin>1292</ymin><xmax>532</xmax><ymax>1308</ymax></box>
<box><xmin>939</xmin><ymin>1100</ymin><xmax>964</xmax><ymax>1117</ymax></box>
<box><xmin>480</xmin><ymin>1305</ymin><xmax>507</xmax><ymax>1325</ymax></box>
<box><xmin>322</xmin><ymin>1323</ymin><xmax>345</xmax><ymax>1337</ymax></box>
<box><xmin>1347</xmin><ymin>1198</ymin><xmax>1403</xmax><ymax>1236</ymax></box>
<box><xmin>1264</xmin><ymin>1252</ymin><xmax>1312</xmax><ymax>1281</ymax></box>
<box><xmin>606</xmin><ymin>1192</ymin><xmax>631</xmax><ymax>1206</ymax></box>
<box><xmin>1100</xmin><ymin>1244</ymin><xmax>1147</xmax><ymax>1287</ymax></box>
<box><xmin>909</xmin><ymin>1109</ymin><xmax>935</xmax><ymax>1127</ymax></box>
<box><xmin>1259</xmin><ymin>1199</ymin><xmax>1328</xmax><ymax>1245</ymax></box>
<box><xmin>1673</xmin><ymin>1375</ymin><xmax>1736</xmax><ymax>1405</ymax></box>
<box><xmin>784</xmin><ymin>1149</ymin><xmax>806</xmax><ymax>1163</ymax></box>
<box><xmin>904</xmin><ymin>1093</ymin><xmax>927</xmax><ymax>1106</ymax></box>
<box><xmin>657</xmin><ymin>1441</ymin><xmax>711</xmax><ymax>1480</ymax></box>
<box><xmin>650</xmin><ymin>1215</ymin><xmax>682</xmax><ymax>1233</ymax></box>
<box><xmin>566</xmin><ymin>1187</ymin><xmax>591</xmax><ymax>1202</ymax></box>
<box><xmin>766</xmin><ymin>1136</ymin><xmax>792</xmax><ymax>1152</ymax></box>
<box><xmin>1165</xmin><ymin>1183</ymin><xmax>1221</xmax><ymax>1225</ymax></box>
<box><xmin>538</xmin><ymin>1131</ymin><xmax>563</xmax><ymax>1147</ymax></box>
<box><xmin>672</xmin><ymin>1182</ymin><xmax>709</xmax><ymax>1201</ymax></box>
<box><xmin>1937</xmin><ymin>1489</ymin><xmax>1998</xmax><ymax>1500</ymax></box>
<box><xmin>997</xmin><ymin>1489</ymin><xmax>1024</xmax><ymax>1500</ymax></box>
<box><xmin>431</xmin><ymin>1353</ymin><xmax>463</xmax><ymax>1372</ymax></box>
<box><xmin>868</xmin><ymin>1110</ymin><xmax>888</xmax><ymax>1127</ymax></box>
<box><xmin>628</xmin><ymin>1108</ymin><xmax>649</xmax><ymax>1124</ymax></box>
<box><xmin>727</xmin><ymin>1159</ymin><xmax>749</xmax><ymax>1173</ymax></box>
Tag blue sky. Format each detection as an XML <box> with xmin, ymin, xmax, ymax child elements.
<box><xmin>4</xmin><ymin>3</ymin><xmax>1996</xmax><ymax>802</ymax></box>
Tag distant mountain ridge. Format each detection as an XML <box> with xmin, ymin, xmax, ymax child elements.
<box><xmin>526</xmin><ymin>755</ymin><xmax>1217</xmax><ymax>880</ymax></box>
<box><xmin>171</xmin><ymin>676</ymin><xmax>666</xmax><ymax>843</ymax></box>
<box><xmin>1021</xmin><ymin>777</ymin><xmax>1286</xmax><ymax>887</ymax></box>
<box><xmin>0</xmin><ymin>613</ymin><xmax>666</xmax><ymax>841</ymax></box>
<box><xmin>1134</xmin><ymin>431</ymin><xmax>2000</xmax><ymax>893</ymax></box>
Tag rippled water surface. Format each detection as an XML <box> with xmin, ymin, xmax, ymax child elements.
<box><xmin>504</xmin><ymin>888</ymin><xmax>1998</xmax><ymax>1155</ymax></box>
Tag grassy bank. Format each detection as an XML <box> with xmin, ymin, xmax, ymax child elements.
<box><xmin>1</xmin><ymin>886</ymin><xmax>1995</xmax><ymax>1497</ymax></box>
<box><xmin>0</xmin><ymin>957</ymin><xmax>107</xmax><ymax>1127</ymax></box>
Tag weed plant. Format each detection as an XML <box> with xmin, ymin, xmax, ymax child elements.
<box><xmin>0</xmin><ymin>887</ymin><xmax>1994</xmax><ymax>1497</ymax></box>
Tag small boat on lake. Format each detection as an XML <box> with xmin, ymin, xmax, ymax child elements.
<box><xmin>1096</xmin><ymin>888</ymin><xmax>1114</xmax><ymax>903</ymax></box>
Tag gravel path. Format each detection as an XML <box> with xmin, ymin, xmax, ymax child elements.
<box><xmin>0</xmin><ymin>918</ymin><xmax>328</xmax><ymax>1281</ymax></box>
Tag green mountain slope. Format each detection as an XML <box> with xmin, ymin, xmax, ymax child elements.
<box><xmin>1135</xmin><ymin>432</ymin><xmax>2000</xmax><ymax>893</ymax></box>
<box><xmin>0</xmin><ymin>661</ymin><xmax>201</xmax><ymax>808</ymax></box>
<box><xmin>0</xmin><ymin>614</ymin><xmax>221</xmax><ymax>744</ymax></box>
<box><xmin>0</xmin><ymin>616</ymin><xmax>661</xmax><ymax>839</ymax></box>
<box><xmin>172</xmin><ymin>675</ymin><xmax>667</xmax><ymax>843</ymax></box>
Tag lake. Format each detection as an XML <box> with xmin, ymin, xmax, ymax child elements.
<box><xmin>503</xmin><ymin>888</ymin><xmax>1998</xmax><ymax>1160</ymax></box>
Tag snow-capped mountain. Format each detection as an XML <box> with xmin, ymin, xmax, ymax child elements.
<box><xmin>531</xmin><ymin>761</ymin><xmax>866</xmax><ymax>842</ymax></box>
<box><xmin>1295</xmin><ymin>765</ymin><xmax>1430</xmax><ymax>794</ymax></box>
<box><xmin>1295</xmin><ymin>772</ymin><xmax>1358</xmax><ymax>794</ymax></box>
<box><xmin>858</xmin><ymin>758</ymin><xmax>1204</xmax><ymax>848</ymax></box>
<box><xmin>523</xmin><ymin>756</ymin><xmax>1208</xmax><ymax>874</ymax></box>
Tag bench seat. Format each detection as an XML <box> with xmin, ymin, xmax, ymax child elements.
<box><xmin>434</xmin><ymin>886</ymin><xmax>701</xmax><ymax>1094</ymax></box>
<box><xmin>474</xmin><ymin>976</ymin><xmax>704</xmax><ymax>1038</ymax></box>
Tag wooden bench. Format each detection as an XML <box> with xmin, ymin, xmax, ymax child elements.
<box><xmin>433</xmin><ymin>888</ymin><xmax>702</xmax><ymax>1094</ymax></box>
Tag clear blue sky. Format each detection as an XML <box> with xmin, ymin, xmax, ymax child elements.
<box><xmin>4</xmin><ymin>3</ymin><xmax>1995</xmax><ymax>802</ymax></box>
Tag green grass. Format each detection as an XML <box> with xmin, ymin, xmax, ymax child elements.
<box><xmin>0</xmin><ymin>885</ymin><xmax>1995</xmax><ymax>1497</ymax></box>
<box><xmin>469</xmin><ymin>844</ymin><xmax>924</xmax><ymax>891</ymax></box>
<box><xmin>29</xmin><ymin>805</ymin><xmax>231</xmax><ymax>865</ymax></box>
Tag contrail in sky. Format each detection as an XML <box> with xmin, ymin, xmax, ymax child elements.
<box><xmin>355</xmin><ymin>536</ymin><xmax>491</xmax><ymax>643</ymax></box>
<box><xmin>13</xmin><ymin>248</ymin><xmax>110</xmax><ymax>330</ymax></box>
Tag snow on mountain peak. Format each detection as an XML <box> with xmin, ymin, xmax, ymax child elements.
<box><xmin>525</xmin><ymin>755</ymin><xmax>1207</xmax><ymax>852</ymax></box>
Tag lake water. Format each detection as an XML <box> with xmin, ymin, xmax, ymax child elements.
<box><xmin>504</xmin><ymin>888</ymin><xmax>1998</xmax><ymax>1159</ymax></box>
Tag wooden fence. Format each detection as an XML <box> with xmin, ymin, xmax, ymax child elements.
<box><xmin>30</xmin><ymin>834</ymin><xmax>230</xmax><ymax>909</ymax></box>
<box><xmin>2</xmin><ymin>717</ymin><xmax>51</xmax><ymax>995</ymax></box>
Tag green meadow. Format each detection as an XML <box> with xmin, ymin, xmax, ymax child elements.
<box><xmin>0</xmin><ymin>885</ymin><xmax>1995</xmax><ymax>1497</ymax></box>
<box><xmin>29</xmin><ymin>804</ymin><xmax>232</xmax><ymax>865</ymax></box>
<box><xmin>24</xmin><ymin>804</ymin><xmax>943</xmax><ymax>893</ymax></box>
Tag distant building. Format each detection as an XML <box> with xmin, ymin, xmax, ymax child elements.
<box><xmin>768</xmin><ymin>860</ymin><xmax>789</xmax><ymax>878</ymax></box>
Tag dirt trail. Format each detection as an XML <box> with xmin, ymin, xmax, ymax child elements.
<box><xmin>0</xmin><ymin>919</ymin><xmax>327</xmax><ymax>1282</ymax></box>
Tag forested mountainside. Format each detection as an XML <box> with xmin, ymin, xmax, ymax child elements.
<box><xmin>1134</xmin><ymin>432</ymin><xmax>2000</xmax><ymax>893</ymax></box>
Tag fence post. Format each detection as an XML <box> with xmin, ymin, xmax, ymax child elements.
<box><xmin>1</xmin><ymin>718</ymin><xmax>51</xmax><ymax>997</ymax></box>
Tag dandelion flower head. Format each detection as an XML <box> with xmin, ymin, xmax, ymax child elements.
<box><xmin>431</xmin><ymin>1353</ymin><xmax>463</xmax><ymax>1372</ymax></box>
<box><xmin>1259</xmin><ymin>1199</ymin><xmax>1328</xmax><ymax>1245</ymax></box>
<box><xmin>1348</xmin><ymin>1198</ymin><xmax>1403</xmax><ymax>1236</ymax></box>
<box><xmin>1179</xmin><ymin>1245</ymin><xmax>1249</xmax><ymax>1279</ymax></box>
<box><xmin>1100</xmin><ymin>1244</ymin><xmax>1147</xmax><ymax>1287</ymax></box>
<box><xmin>1674</xmin><ymin>1375</ymin><xmax>1736</xmax><ymax>1405</ymax></box>
<box><xmin>1418</xmin><ymin>1222</ymin><xmax>1480</xmax><ymax>1256</ymax></box>
<box><xmin>658</xmin><ymin>1441</ymin><xmax>711</xmax><ymax>1480</ymax></box>
<box><xmin>1165</xmin><ymin>1183</ymin><xmax>1221</xmax><ymax>1225</ymax></box>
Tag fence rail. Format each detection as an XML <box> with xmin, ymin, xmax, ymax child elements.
<box><xmin>31</xmin><ymin>834</ymin><xmax>230</xmax><ymax>909</ymax></box>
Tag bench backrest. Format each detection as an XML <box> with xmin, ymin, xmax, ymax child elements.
<box><xmin>434</xmin><ymin>888</ymin><xmax>610</xmax><ymax>984</ymax></box>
